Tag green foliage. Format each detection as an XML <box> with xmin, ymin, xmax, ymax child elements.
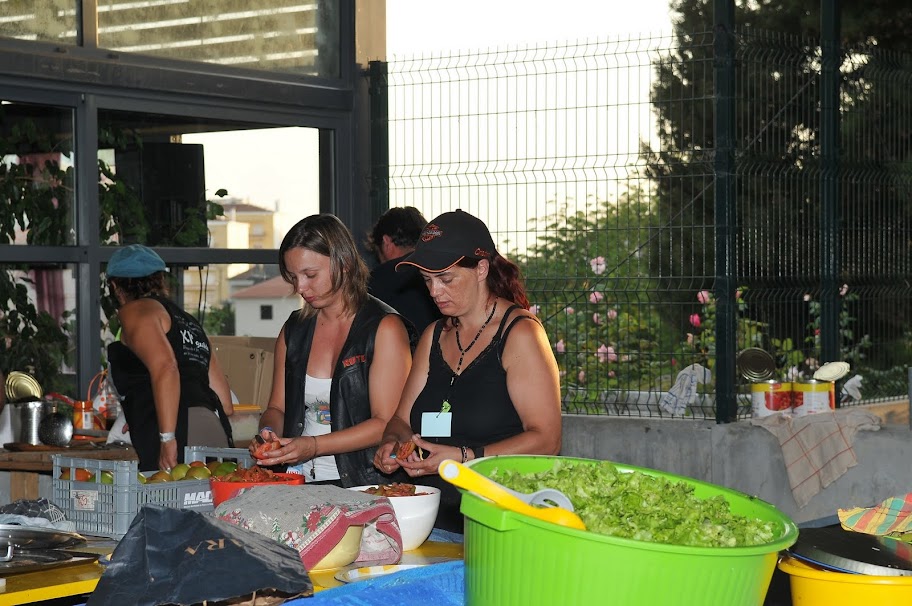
<box><xmin>196</xmin><ymin>301</ymin><xmax>235</xmax><ymax>336</ymax></box>
<box><xmin>518</xmin><ymin>190</ymin><xmax>680</xmax><ymax>411</ymax></box>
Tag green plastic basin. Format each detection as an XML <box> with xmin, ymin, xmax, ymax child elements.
<box><xmin>461</xmin><ymin>455</ymin><xmax>798</xmax><ymax>606</ymax></box>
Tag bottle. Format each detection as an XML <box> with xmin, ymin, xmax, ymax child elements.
<box><xmin>73</xmin><ymin>400</ymin><xmax>104</xmax><ymax>438</ymax></box>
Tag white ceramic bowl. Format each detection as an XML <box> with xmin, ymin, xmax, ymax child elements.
<box><xmin>349</xmin><ymin>484</ymin><xmax>441</xmax><ymax>551</ymax></box>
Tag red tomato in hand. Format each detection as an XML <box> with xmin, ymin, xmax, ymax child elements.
<box><xmin>253</xmin><ymin>439</ymin><xmax>280</xmax><ymax>460</ymax></box>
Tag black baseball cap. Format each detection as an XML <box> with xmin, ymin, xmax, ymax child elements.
<box><xmin>395</xmin><ymin>209</ymin><xmax>497</xmax><ymax>273</ymax></box>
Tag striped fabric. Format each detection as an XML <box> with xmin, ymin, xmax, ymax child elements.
<box><xmin>839</xmin><ymin>493</ymin><xmax>912</xmax><ymax>536</ymax></box>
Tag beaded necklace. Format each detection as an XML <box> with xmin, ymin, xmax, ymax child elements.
<box><xmin>440</xmin><ymin>300</ymin><xmax>497</xmax><ymax>413</ymax></box>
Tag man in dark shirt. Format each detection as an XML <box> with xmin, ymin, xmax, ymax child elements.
<box><xmin>366</xmin><ymin>207</ymin><xmax>442</xmax><ymax>334</ymax></box>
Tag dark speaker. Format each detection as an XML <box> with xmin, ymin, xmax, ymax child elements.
<box><xmin>114</xmin><ymin>142</ymin><xmax>207</xmax><ymax>247</ymax></box>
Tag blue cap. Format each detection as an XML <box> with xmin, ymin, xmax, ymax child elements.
<box><xmin>106</xmin><ymin>244</ymin><xmax>167</xmax><ymax>278</ymax></box>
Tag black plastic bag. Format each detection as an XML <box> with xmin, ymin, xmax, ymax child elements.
<box><xmin>87</xmin><ymin>504</ymin><xmax>313</xmax><ymax>606</ymax></box>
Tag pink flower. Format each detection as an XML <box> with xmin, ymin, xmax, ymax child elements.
<box><xmin>578</xmin><ymin>370</ymin><xmax>587</xmax><ymax>383</ymax></box>
<box><xmin>529</xmin><ymin>304</ymin><xmax>541</xmax><ymax>315</ymax></box>
<box><xmin>564</xmin><ymin>306</ymin><xmax>575</xmax><ymax>315</ymax></box>
<box><xmin>736</xmin><ymin>289</ymin><xmax>742</xmax><ymax>300</ymax></box>
<box><xmin>803</xmin><ymin>294</ymin><xmax>812</xmax><ymax>302</ymax></box>
<box><xmin>593</xmin><ymin>313</ymin><xmax>602</xmax><ymax>325</ymax></box>
<box><xmin>596</xmin><ymin>344</ymin><xmax>618</xmax><ymax>363</ymax></box>
<box><xmin>607</xmin><ymin>309</ymin><xmax>618</xmax><ymax>320</ymax></box>
<box><xmin>555</xmin><ymin>339</ymin><xmax>566</xmax><ymax>354</ymax></box>
<box><xmin>840</xmin><ymin>284</ymin><xmax>849</xmax><ymax>296</ymax></box>
<box><xmin>589</xmin><ymin>256</ymin><xmax>606</xmax><ymax>275</ymax></box>
<box><xmin>689</xmin><ymin>314</ymin><xmax>701</xmax><ymax>328</ymax></box>
<box><xmin>697</xmin><ymin>290</ymin><xmax>711</xmax><ymax>304</ymax></box>
<box><xmin>686</xmin><ymin>332</ymin><xmax>694</xmax><ymax>345</ymax></box>
<box><xmin>671</xmin><ymin>358</ymin><xmax>677</xmax><ymax>367</ymax></box>
<box><xmin>589</xmin><ymin>291</ymin><xmax>604</xmax><ymax>304</ymax></box>
<box><xmin>621</xmin><ymin>354</ymin><xmax>630</xmax><ymax>362</ymax></box>
<box><xmin>608</xmin><ymin>370</ymin><xmax>616</xmax><ymax>378</ymax></box>
<box><xmin>559</xmin><ymin>370</ymin><xmax>566</xmax><ymax>378</ymax></box>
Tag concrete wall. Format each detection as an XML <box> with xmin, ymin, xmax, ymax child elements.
<box><xmin>561</xmin><ymin>412</ymin><xmax>912</xmax><ymax>526</ymax></box>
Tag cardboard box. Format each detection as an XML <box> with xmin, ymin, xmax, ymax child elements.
<box><xmin>210</xmin><ymin>336</ymin><xmax>276</xmax><ymax>410</ymax></box>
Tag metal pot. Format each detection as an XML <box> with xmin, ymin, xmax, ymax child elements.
<box><xmin>9</xmin><ymin>399</ymin><xmax>45</xmax><ymax>445</ymax></box>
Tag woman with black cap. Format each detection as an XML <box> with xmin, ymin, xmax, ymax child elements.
<box><xmin>373</xmin><ymin>209</ymin><xmax>562</xmax><ymax>538</ymax></box>
<box><xmin>106</xmin><ymin>244</ymin><xmax>234</xmax><ymax>472</ymax></box>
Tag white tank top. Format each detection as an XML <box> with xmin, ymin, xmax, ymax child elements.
<box><xmin>287</xmin><ymin>374</ymin><xmax>338</xmax><ymax>481</ymax></box>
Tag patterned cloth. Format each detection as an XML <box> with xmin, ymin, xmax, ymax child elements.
<box><xmin>214</xmin><ymin>484</ymin><xmax>402</xmax><ymax>570</ymax></box>
<box><xmin>752</xmin><ymin>409</ymin><xmax>881</xmax><ymax>508</ymax></box>
<box><xmin>839</xmin><ymin>493</ymin><xmax>912</xmax><ymax>535</ymax></box>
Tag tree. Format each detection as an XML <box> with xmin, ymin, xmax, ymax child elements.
<box><xmin>644</xmin><ymin>0</ymin><xmax>912</xmax><ymax>384</ymax></box>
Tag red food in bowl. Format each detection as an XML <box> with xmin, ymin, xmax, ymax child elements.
<box><xmin>210</xmin><ymin>470</ymin><xmax>305</xmax><ymax>507</ymax></box>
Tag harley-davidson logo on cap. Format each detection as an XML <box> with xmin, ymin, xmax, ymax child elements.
<box><xmin>421</xmin><ymin>224</ymin><xmax>443</xmax><ymax>242</ymax></box>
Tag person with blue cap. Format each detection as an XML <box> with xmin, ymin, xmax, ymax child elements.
<box><xmin>105</xmin><ymin>244</ymin><xmax>234</xmax><ymax>472</ymax></box>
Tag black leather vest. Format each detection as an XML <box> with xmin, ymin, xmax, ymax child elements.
<box><xmin>282</xmin><ymin>295</ymin><xmax>418</xmax><ymax>486</ymax></box>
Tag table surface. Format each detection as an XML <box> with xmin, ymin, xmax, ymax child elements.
<box><xmin>0</xmin><ymin>539</ymin><xmax>463</xmax><ymax>605</ymax></box>
<box><xmin>0</xmin><ymin>445</ymin><xmax>137</xmax><ymax>473</ymax></box>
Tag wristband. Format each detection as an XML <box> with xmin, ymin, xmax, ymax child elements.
<box><xmin>460</xmin><ymin>445</ymin><xmax>468</xmax><ymax>463</ymax></box>
<box><xmin>261</xmin><ymin>426</ymin><xmax>274</xmax><ymax>434</ymax></box>
<box><xmin>159</xmin><ymin>432</ymin><xmax>176</xmax><ymax>443</ymax></box>
<box><xmin>474</xmin><ymin>445</ymin><xmax>485</xmax><ymax>459</ymax></box>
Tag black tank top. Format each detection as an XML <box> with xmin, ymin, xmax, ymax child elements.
<box><xmin>410</xmin><ymin>304</ymin><xmax>533</xmax><ymax>531</ymax></box>
<box><xmin>108</xmin><ymin>294</ymin><xmax>232</xmax><ymax>470</ymax></box>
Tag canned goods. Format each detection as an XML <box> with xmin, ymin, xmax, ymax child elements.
<box><xmin>751</xmin><ymin>380</ymin><xmax>793</xmax><ymax>418</ymax></box>
<box><xmin>792</xmin><ymin>379</ymin><xmax>835</xmax><ymax>416</ymax></box>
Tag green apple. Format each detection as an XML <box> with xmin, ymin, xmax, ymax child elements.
<box><xmin>147</xmin><ymin>470</ymin><xmax>174</xmax><ymax>483</ymax></box>
<box><xmin>99</xmin><ymin>470</ymin><xmax>114</xmax><ymax>484</ymax></box>
<box><xmin>184</xmin><ymin>466</ymin><xmax>212</xmax><ymax>480</ymax></box>
<box><xmin>212</xmin><ymin>461</ymin><xmax>238</xmax><ymax>478</ymax></box>
<box><xmin>170</xmin><ymin>463</ymin><xmax>190</xmax><ymax>481</ymax></box>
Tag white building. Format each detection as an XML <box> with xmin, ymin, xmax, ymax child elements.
<box><xmin>231</xmin><ymin>276</ymin><xmax>300</xmax><ymax>337</ymax></box>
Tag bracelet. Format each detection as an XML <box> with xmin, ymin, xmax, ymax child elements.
<box><xmin>159</xmin><ymin>432</ymin><xmax>176</xmax><ymax>443</ymax></box>
<box><xmin>474</xmin><ymin>445</ymin><xmax>485</xmax><ymax>459</ymax></box>
<box><xmin>261</xmin><ymin>426</ymin><xmax>274</xmax><ymax>434</ymax></box>
<box><xmin>460</xmin><ymin>445</ymin><xmax>468</xmax><ymax>463</ymax></box>
<box><xmin>311</xmin><ymin>436</ymin><xmax>319</xmax><ymax>457</ymax></box>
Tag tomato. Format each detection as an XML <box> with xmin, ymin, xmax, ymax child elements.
<box><xmin>396</xmin><ymin>441</ymin><xmax>416</xmax><ymax>459</ymax></box>
<box><xmin>59</xmin><ymin>467</ymin><xmax>94</xmax><ymax>481</ymax></box>
<box><xmin>253</xmin><ymin>439</ymin><xmax>281</xmax><ymax>460</ymax></box>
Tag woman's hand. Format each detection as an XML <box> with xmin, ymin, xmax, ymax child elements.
<box><xmin>373</xmin><ymin>437</ymin><xmax>401</xmax><ymax>474</ymax></box>
<box><xmin>396</xmin><ymin>434</ymin><xmax>459</xmax><ymax>478</ymax></box>
<box><xmin>158</xmin><ymin>439</ymin><xmax>178</xmax><ymax>472</ymax></box>
<box><xmin>252</xmin><ymin>435</ymin><xmax>318</xmax><ymax>467</ymax></box>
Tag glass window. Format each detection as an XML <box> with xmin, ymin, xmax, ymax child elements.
<box><xmin>98</xmin><ymin>110</ymin><xmax>320</xmax><ymax>248</ymax></box>
<box><xmin>97</xmin><ymin>0</ymin><xmax>341</xmax><ymax>78</ymax></box>
<box><xmin>0</xmin><ymin>1</ymin><xmax>78</xmax><ymax>45</ymax></box>
<box><xmin>260</xmin><ymin>305</ymin><xmax>273</xmax><ymax>321</ymax></box>
<box><xmin>0</xmin><ymin>263</ymin><xmax>77</xmax><ymax>397</ymax></box>
<box><xmin>0</xmin><ymin>100</ymin><xmax>76</xmax><ymax>246</ymax></box>
<box><xmin>185</xmin><ymin>263</ymin><xmax>297</xmax><ymax>339</ymax></box>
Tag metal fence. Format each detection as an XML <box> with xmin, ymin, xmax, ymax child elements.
<box><xmin>370</xmin><ymin>29</ymin><xmax>912</xmax><ymax>420</ymax></box>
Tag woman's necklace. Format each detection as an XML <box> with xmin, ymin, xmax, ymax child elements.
<box><xmin>441</xmin><ymin>300</ymin><xmax>497</xmax><ymax>413</ymax></box>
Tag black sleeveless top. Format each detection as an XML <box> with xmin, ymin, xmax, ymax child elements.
<box><xmin>108</xmin><ymin>294</ymin><xmax>233</xmax><ymax>471</ymax></box>
<box><xmin>410</xmin><ymin>304</ymin><xmax>533</xmax><ymax>532</ymax></box>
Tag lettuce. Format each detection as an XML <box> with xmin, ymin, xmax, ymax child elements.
<box><xmin>488</xmin><ymin>460</ymin><xmax>778</xmax><ymax>547</ymax></box>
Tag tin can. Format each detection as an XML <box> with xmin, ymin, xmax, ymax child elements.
<box><xmin>792</xmin><ymin>379</ymin><xmax>835</xmax><ymax>416</ymax></box>
<box><xmin>751</xmin><ymin>380</ymin><xmax>792</xmax><ymax>417</ymax></box>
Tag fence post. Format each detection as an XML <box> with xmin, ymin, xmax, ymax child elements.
<box><xmin>368</xmin><ymin>60</ymin><xmax>390</xmax><ymax>226</ymax></box>
<box><xmin>820</xmin><ymin>0</ymin><xmax>842</xmax><ymax>367</ymax></box>
<box><xmin>713</xmin><ymin>0</ymin><xmax>738</xmax><ymax>423</ymax></box>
